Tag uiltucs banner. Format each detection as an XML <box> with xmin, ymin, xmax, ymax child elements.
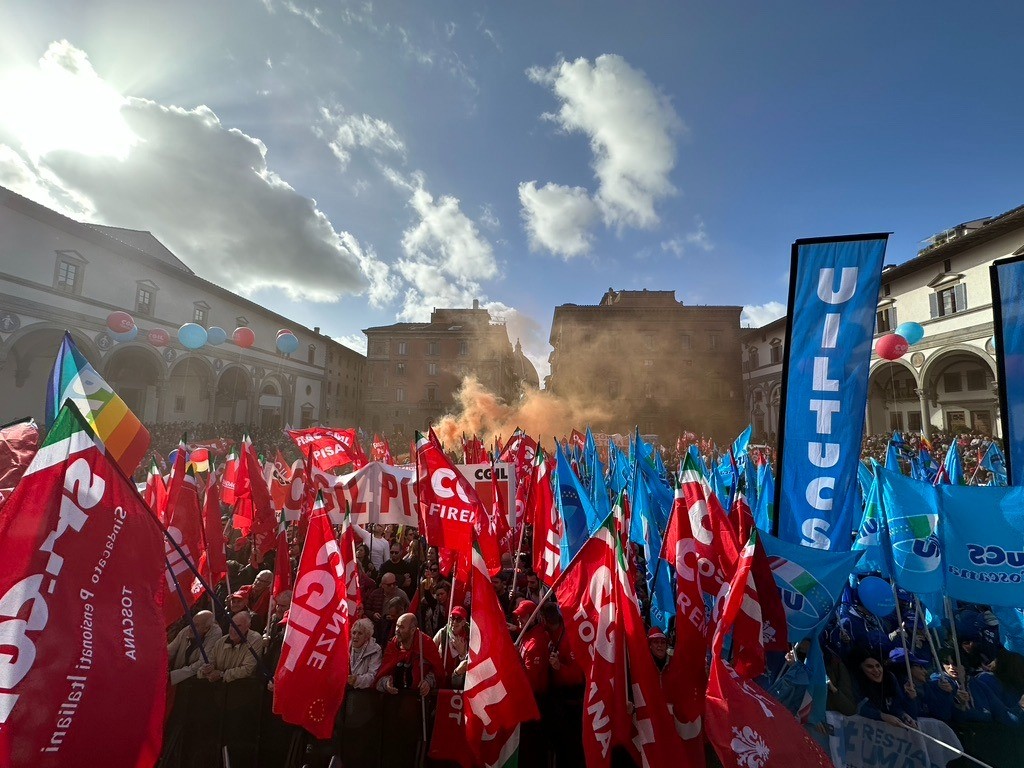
<box><xmin>991</xmin><ymin>253</ymin><xmax>1024</xmax><ymax>484</ymax></box>
<box><xmin>776</xmin><ymin>234</ymin><xmax>889</xmax><ymax>550</ymax></box>
<box><xmin>0</xmin><ymin>403</ymin><xmax>166</xmax><ymax>767</ymax></box>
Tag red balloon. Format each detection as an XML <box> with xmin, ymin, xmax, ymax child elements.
<box><xmin>107</xmin><ymin>311</ymin><xmax>134</xmax><ymax>334</ymax></box>
<box><xmin>148</xmin><ymin>328</ymin><xmax>170</xmax><ymax>347</ymax></box>
<box><xmin>876</xmin><ymin>333</ymin><xmax>909</xmax><ymax>361</ymax></box>
<box><xmin>233</xmin><ymin>327</ymin><xmax>256</xmax><ymax>349</ymax></box>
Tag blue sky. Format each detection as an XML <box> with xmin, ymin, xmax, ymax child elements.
<box><xmin>2</xmin><ymin>1</ymin><xmax>1023</xmax><ymax>380</ymax></box>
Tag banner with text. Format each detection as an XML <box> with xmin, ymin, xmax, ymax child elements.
<box><xmin>992</xmin><ymin>254</ymin><xmax>1024</xmax><ymax>484</ymax></box>
<box><xmin>826</xmin><ymin>712</ymin><xmax>961</xmax><ymax>768</ymax></box>
<box><xmin>0</xmin><ymin>404</ymin><xmax>166</xmax><ymax>767</ymax></box>
<box><xmin>776</xmin><ymin>234</ymin><xmax>888</xmax><ymax>550</ymax></box>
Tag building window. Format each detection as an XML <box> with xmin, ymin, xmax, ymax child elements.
<box><xmin>943</xmin><ymin>372</ymin><xmax>963</xmax><ymax>393</ymax></box>
<box><xmin>770</xmin><ymin>343</ymin><xmax>782</xmax><ymax>364</ymax></box>
<box><xmin>427</xmin><ymin>385</ymin><xmax>437</xmax><ymax>402</ymax></box>
<box><xmin>308</xmin><ymin>344</ymin><xmax>315</xmax><ymax>365</ymax></box>
<box><xmin>680</xmin><ymin>334</ymin><xmax>691</xmax><ymax>350</ymax></box>
<box><xmin>428</xmin><ymin>362</ymin><xmax>437</xmax><ymax>376</ymax></box>
<box><xmin>174</xmin><ymin>395</ymin><xmax>185</xmax><ymax>413</ymax></box>
<box><xmin>56</xmin><ymin>260</ymin><xmax>79</xmax><ymax>292</ymax></box>
<box><xmin>396</xmin><ymin>388</ymin><xmax>405</xmax><ymax>402</ymax></box>
<box><xmin>876</xmin><ymin>305</ymin><xmax>896</xmax><ymax>334</ymax></box>
<box><xmin>236</xmin><ymin>315</ymin><xmax>249</xmax><ymax>327</ymax></box>
<box><xmin>136</xmin><ymin>287</ymin><xmax>154</xmax><ymax>316</ymax></box>
<box><xmin>644</xmin><ymin>334</ymin><xmax>655</xmax><ymax>350</ymax></box>
<box><xmin>965</xmin><ymin>369</ymin><xmax>987</xmax><ymax>391</ymax></box>
<box><xmin>708</xmin><ymin>334</ymin><xmax>720</xmax><ymax>351</ymax></box>
<box><xmin>644</xmin><ymin>382</ymin><xmax>653</xmax><ymax>399</ymax></box>
<box><xmin>459</xmin><ymin>340</ymin><xmax>469</xmax><ymax>356</ymax></box>
<box><xmin>748</xmin><ymin>348</ymin><xmax>760</xmax><ymax>370</ymax></box>
<box><xmin>193</xmin><ymin>302</ymin><xmax>209</xmax><ymax>325</ymax></box>
<box><xmin>643</xmin><ymin>359</ymin><xmax>654</xmax><ymax>367</ymax></box>
<box><xmin>397</xmin><ymin>362</ymin><xmax>406</xmax><ymax>376</ymax></box>
<box><xmin>398</xmin><ymin>341</ymin><xmax>408</xmax><ymax>356</ymax></box>
<box><xmin>930</xmin><ymin>284</ymin><xmax>967</xmax><ymax>318</ymax></box>
<box><xmin>427</xmin><ymin>341</ymin><xmax>439</xmax><ymax>356</ymax></box>
<box><xmin>908</xmin><ymin>411</ymin><xmax>922</xmax><ymax>431</ymax></box>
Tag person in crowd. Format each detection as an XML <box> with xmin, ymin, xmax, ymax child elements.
<box><xmin>647</xmin><ymin>627</ymin><xmax>670</xmax><ymax>674</ymax></box>
<box><xmin>972</xmin><ymin>648</ymin><xmax>1024</xmax><ymax>726</ymax></box>
<box><xmin>199</xmin><ymin>611</ymin><xmax>264</xmax><ymax>683</ymax></box>
<box><xmin>379</xmin><ymin>595</ymin><xmax>410</xmax><ymax>646</ymax></box>
<box><xmin>379</xmin><ymin>542</ymin><xmax>413</xmax><ymax>587</ymax></box>
<box><xmin>220</xmin><ymin>586</ymin><xmax>252</xmax><ymax>633</ymax></box>
<box><xmin>348</xmin><ymin>617</ymin><xmax>383</xmax><ymax>689</ymax></box>
<box><xmin>937</xmin><ymin>646</ymin><xmax>993</xmax><ymax>722</ymax></box>
<box><xmin>491</xmin><ymin>572</ymin><xmax>511</xmax><ymax>617</ymax></box>
<box><xmin>168</xmin><ymin>611</ymin><xmax>222</xmax><ymax>685</ymax></box>
<box><xmin>247</xmin><ymin>569</ymin><xmax>274</xmax><ymax>632</ymax></box>
<box><xmin>375</xmin><ymin>613</ymin><xmax>444</xmax><ymax>696</ymax></box>
<box><xmin>823</xmin><ymin>643</ymin><xmax>859</xmax><ymax>716</ymax></box>
<box><xmin>850</xmin><ymin>649</ymin><xmax>918</xmax><ymax>728</ymax></box>
<box><xmin>518</xmin><ymin>570</ymin><xmax>545</xmax><ymax>604</ymax></box>
<box><xmin>263</xmin><ymin>590</ymin><xmax>291</xmax><ymax>673</ymax></box>
<box><xmin>515</xmin><ymin>601</ymin><xmax>548</xmax><ymax>695</ymax></box>
<box><xmin>420</xmin><ymin>580</ymin><xmax>450</xmax><ymax>638</ymax></box>
<box><xmin>433</xmin><ymin>605</ymin><xmax>470</xmax><ymax>688</ymax></box>
<box><xmin>355</xmin><ymin>543</ymin><xmax>379</xmax><ymax>582</ymax></box>
<box><xmin>540</xmin><ymin>602</ymin><xmax>585</xmax><ymax>768</ymax></box>
<box><xmin>889</xmin><ymin>647</ymin><xmax>955</xmax><ymax>722</ymax></box>
<box><xmin>768</xmin><ymin>640</ymin><xmax>811</xmax><ymax>717</ymax></box>
<box><xmin>365</xmin><ymin>573</ymin><xmax>408</xmax><ymax>639</ymax></box>
<box><xmin>353</xmin><ymin>523</ymin><xmax>390</xmax><ymax>571</ymax></box>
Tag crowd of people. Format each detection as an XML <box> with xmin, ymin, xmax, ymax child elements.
<box><xmin>154</xmin><ymin>426</ymin><xmax>1020</xmax><ymax>768</ymax></box>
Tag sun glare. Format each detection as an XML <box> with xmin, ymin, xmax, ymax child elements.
<box><xmin>0</xmin><ymin>45</ymin><xmax>139</xmax><ymax>162</ymax></box>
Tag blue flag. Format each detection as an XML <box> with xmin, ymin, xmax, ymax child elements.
<box><xmin>852</xmin><ymin>472</ymin><xmax>890</xmax><ymax>577</ymax></box>
<box><xmin>981</xmin><ymin>442</ymin><xmax>1008</xmax><ymax>486</ymax></box>
<box><xmin>878</xmin><ymin>466</ymin><xmax>943</xmax><ymax>596</ymax></box>
<box><xmin>731</xmin><ymin>424</ymin><xmax>753</xmax><ymax>462</ymax></box>
<box><xmin>885</xmin><ymin>441</ymin><xmax>902</xmax><ymax>475</ymax></box>
<box><xmin>555</xmin><ymin>442</ymin><xmax>607</xmax><ymax>567</ymax></box>
<box><xmin>992</xmin><ymin>254</ymin><xmax>1024</xmax><ymax>484</ymax></box>
<box><xmin>754</xmin><ymin>461</ymin><xmax>775</xmax><ymax>533</ymax></box>
<box><xmin>938</xmin><ymin>443</ymin><xmax>965</xmax><ymax>486</ymax></box>
<box><xmin>776</xmin><ymin>234</ymin><xmax>888</xmax><ymax>550</ymax></box>
<box><xmin>687</xmin><ymin>444</ymin><xmax>709</xmax><ymax>479</ymax></box>
<box><xmin>607</xmin><ymin>442</ymin><xmax>631</xmax><ymax>495</ymax></box>
<box><xmin>760</xmin><ymin>530</ymin><xmax>862</xmax><ymax>641</ymax></box>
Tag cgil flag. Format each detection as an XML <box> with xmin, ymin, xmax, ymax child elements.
<box><xmin>0</xmin><ymin>403</ymin><xmax>166</xmax><ymax>767</ymax></box>
<box><xmin>46</xmin><ymin>331</ymin><xmax>150</xmax><ymax>475</ymax></box>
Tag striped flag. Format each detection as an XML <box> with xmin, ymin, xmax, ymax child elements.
<box><xmin>45</xmin><ymin>331</ymin><xmax>149</xmax><ymax>475</ymax></box>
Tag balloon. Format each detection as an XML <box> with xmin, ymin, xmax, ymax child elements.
<box><xmin>109</xmin><ymin>325</ymin><xmax>138</xmax><ymax>344</ymax></box>
<box><xmin>876</xmin><ymin>333</ymin><xmax>909</xmax><ymax>361</ymax></box>
<box><xmin>177</xmin><ymin>322</ymin><xmax>208</xmax><ymax>350</ymax></box>
<box><xmin>277</xmin><ymin>329</ymin><xmax>291</xmax><ymax>338</ymax></box>
<box><xmin>858</xmin><ymin>576</ymin><xmax>896</xmax><ymax>618</ymax></box>
<box><xmin>148</xmin><ymin>328</ymin><xmax>170</xmax><ymax>347</ymax></box>
<box><xmin>107</xmin><ymin>311</ymin><xmax>134</xmax><ymax>334</ymax></box>
<box><xmin>895</xmin><ymin>321</ymin><xmax>925</xmax><ymax>346</ymax></box>
<box><xmin>233</xmin><ymin>327</ymin><xmax>255</xmax><ymax>349</ymax></box>
<box><xmin>989</xmin><ymin>335</ymin><xmax>998</xmax><ymax>351</ymax></box>
<box><xmin>276</xmin><ymin>332</ymin><xmax>299</xmax><ymax>355</ymax></box>
<box><xmin>207</xmin><ymin>326</ymin><xmax>228</xmax><ymax>346</ymax></box>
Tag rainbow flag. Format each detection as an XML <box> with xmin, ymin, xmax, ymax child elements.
<box><xmin>46</xmin><ymin>331</ymin><xmax>150</xmax><ymax>475</ymax></box>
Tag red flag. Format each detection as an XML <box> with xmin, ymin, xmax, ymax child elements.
<box><xmin>464</xmin><ymin>545</ymin><xmax>539</xmax><ymax>766</ymax></box>
<box><xmin>197</xmin><ymin>474</ymin><xmax>227</xmax><ymax>586</ymax></box>
<box><xmin>569</xmin><ymin>429</ymin><xmax>586</xmax><ymax>453</ymax></box>
<box><xmin>234</xmin><ymin>440</ymin><xmax>277</xmax><ymax>556</ymax></box>
<box><xmin>732</xmin><ymin>494</ymin><xmax>789</xmax><ymax>654</ymax></box>
<box><xmin>462</xmin><ymin>435</ymin><xmax>487</xmax><ymax>465</ymax></box>
<box><xmin>713</xmin><ymin>533</ymin><xmax>765</xmax><ymax>679</ymax></box>
<box><xmin>163</xmin><ymin>463</ymin><xmax>205</xmax><ymax>626</ymax></box>
<box><xmin>498</xmin><ymin>429</ymin><xmax>537</xmax><ymax>541</ymax></box>
<box><xmin>660</xmin><ymin>484</ymin><xmax>709</xmax><ymax>767</ymax></box>
<box><xmin>272</xmin><ymin>518</ymin><xmax>293</xmax><ymax>597</ymax></box>
<box><xmin>556</xmin><ymin>524</ymin><xmax>630</xmax><ymax>767</ymax></box>
<box><xmin>0</xmin><ymin>404</ymin><xmax>165</xmax><ymax>767</ymax></box>
<box><xmin>371</xmin><ymin>434</ymin><xmax>394</xmax><ymax>465</ymax></box>
<box><xmin>220</xmin><ymin>449</ymin><xmax>239</xmax><ymax>505</ymax></box>
<box><xmin>273</xmin><ymin>498</ymin><xmax>352</xmax><ymax>739</ymax></box>
<box><xmin>143</xmin><ymin>459</ymin><xmax>167</xmax><ymax>522</ymax></box>
<box><xmin>415</xmin><ymin>430</ymin><xmax>501</xmax><ymax>574</ymax></box>
<box><xmin>705</xmin><ymin>535</ymin><xmax>831</xmax><ymax>768</ymax></box>
<box><xmin>528</xmin><ymin>449</ymin><xmax>561</xmax><ymax>586</ymax></box>
<box><xmin>429</xmin><ymin>691</ymin><xmax>473</xmax><ymax>768</ymax></box>
<box><xmin>274</xmin><ymin>448</ymin><xmax>292</xmax><ymax>482</ymax></box>
<box><xmin>287</xmin><ymin>427</ymin><xmax>367</xmax><ymax>471</ymax></box>
<box><xmin>0</xmin><ymin>418</ymin><xmax>38</xmax><ymax>514</ymax></box>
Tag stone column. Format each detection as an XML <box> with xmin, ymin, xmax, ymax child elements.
<box><xmin>914</xmin><ymin>388</ymin><xmax>931</xmax><ymax>439</ymax></box>
<box><xmin>864</xmin><ymin>401</ymin><xmax>873</xmax><ymax>436</ymax></box>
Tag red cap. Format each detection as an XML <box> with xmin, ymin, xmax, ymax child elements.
<box><xmin>230</xmin><ymin>585</ymin><xmax>252</xmax><ymax>601</ymax></box>
<box><xmin>512</xmin><ymin>600</ymin><xmax>537</xmax><ymax>618</ymax></box>
<box><xmin>647</xmin><ymin>627</ymin><xmax>667</xmax><ymax>642</ymax></box>
<box><xmin>450</xmin><ymin>605</ymin><xmax>468</xmax><ymax>620</ymax></box>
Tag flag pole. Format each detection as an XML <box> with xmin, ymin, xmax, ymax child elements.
<box><xmin>166</xmin><ymin>556</ymin><xmax>210</xmax><ymax>665</ymax></box>
<box><xmin>890</xmin><ymin>582</ymin><xmax>913</xmax><ymax>681</ymax></box>
<box><xmin>903</xmin><ymin>723</ymin><xmax>995</xmax><ymax>768</ymax></box>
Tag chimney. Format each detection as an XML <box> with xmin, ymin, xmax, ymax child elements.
<box><xmin>473</xmin><ymin>298</ymin><xmax>479</xmax><ymax>310</ymax></box>
<box><xmin>314</xmin><ymin>326</ymin><xmax>320</xmax><ymax>334</ymax></box>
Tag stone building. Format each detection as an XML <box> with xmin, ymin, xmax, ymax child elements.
<box><xmin>741</xmin><ymin>205</ymin><xmax>1024</xmax><ymax>442</ymax></box>
<box><xmin>362</xmin><ymin>301</ymin><xmax>538</xmax><ymax>439</ymax></box>
<box><xmin>0</xmin><ymin>185</ymin><xmax>364</xmax><ymax>430</ymax></box>
<box><xmin>546</xmin><ymin>289</ymin><xmax>746</xmax><ymax>442</ymax></box>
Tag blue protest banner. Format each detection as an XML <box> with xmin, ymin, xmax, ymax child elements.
<box><xmin>775</xmin><ymin>234</ymin><xmax>888</xmax><ymax>550</ymax></box>
<box><xmin>877</xmin><ymin>467</ymin><xmax>943</xmax><ymax>597</ymax></box>
<box><xmin>992</xmin><ymin>254</ymin><xmax>1024</xmax><ymax>484</ymax></box>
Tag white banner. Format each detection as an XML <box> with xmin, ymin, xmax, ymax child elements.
<box><xmin>826</xmin><ymin>712</ymin><xmax>962</xmax><ymax>768</ymax></box>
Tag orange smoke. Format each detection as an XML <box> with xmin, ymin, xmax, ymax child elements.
<box><xmin>431</xmin><ymin>376</ymin><xmax>611</xmax><ymax>449</ymax></box>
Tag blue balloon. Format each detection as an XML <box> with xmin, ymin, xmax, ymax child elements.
<box><xmin>858</xmin><ymin>575</ymin><xmax>896</xmax><ymax>618</ymax></box>
<box><xmin>110</xmin><ymin>325</ymin><xmax>138</xmax><ymax>344</ymax></box>
<box><xmin>276</xmin><ymin>332</ymin><xmax>299</xmax><ymax>355</ymax></box>
<box><xmin>895</xmin><ymin>321</ymin><xmax>925</xmax><ymax>346</ymax></box>
<box><xmin>206</xmin><ymin>326</ymin><xmax>227</xmax><ymax>346</ymax></box>
<box><xmin>177</xmin><ymin>322</ymin><xmax>208</xmax><ymax>350</ymax></box>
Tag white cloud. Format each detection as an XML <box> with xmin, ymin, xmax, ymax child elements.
<box><xmin>660</xmin><ymin>237</ymin><xmax>685</xmax><ymax>257</ymax></box>
<box><xmin>316</xmin><ymin>108</ymin><xmax>406</xmax><ymax>171</ymax></box>
<box><xmin>518</xmin><ymin>181</ymin><xmax>599</xmax><ymax>259</ymax></box>
<box><xmin>0</xmin><ymin>42</ymin><xmax>386</xmax><ymax>304</ymax></box>
<box><xmin>478</xmin><ymin>203</ymin><xmax>500</xmax><ymax>232</ymax></box>
<box><xmin>686</xmin><ymin>217</ymin><xmax>713</xmax><ymax>251</ymax></box>
<box><xmin>528</xmin><ymin>54</ymin><xmax>682</xmax><ymax>230</ymax></box>
<box><xmin>741</xmin><ymin>301</ymin><xmax>787</xmax><ymax>328</ymax></box>
<box><xmin>335</xmin><ymin>333</ymin><xmax>367</xmax><ymax>355</ymax></box>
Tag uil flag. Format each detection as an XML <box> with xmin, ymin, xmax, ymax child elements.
<box><xmin>273</xmin><ymin>496</ymin><xmax>352</xmax><ymax>739</ymax></box>
<box><xmin>706</xmin><ymin>532</ymin><xmax>832</xmax><ymax>768</ymax></box>
<box><xmin>0</xmin><ymin>403</ymin><xmax>166</xmax><ymax>767</ymax></box>
<box><xmin>46</xmin><ymin>332</ymin><xmax>150</xmax><ymax>475</ymax></box>
<box><xmin>464</xmin><ymin>545</ymin><xmax>539</xmax><ymax>767</ymax></box>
